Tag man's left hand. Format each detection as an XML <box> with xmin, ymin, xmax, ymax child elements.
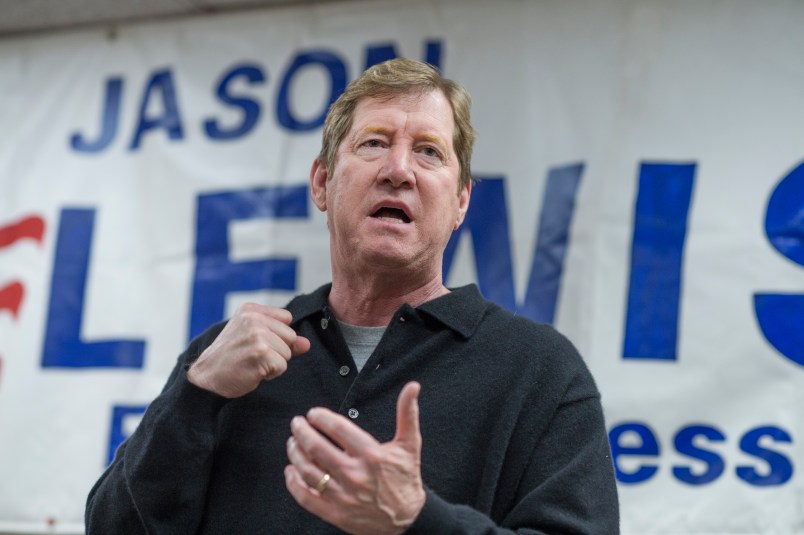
<box><xmin>285</xmin><ymin>381</ymin><xmax>426</xmax><ymax>535</ymax></box>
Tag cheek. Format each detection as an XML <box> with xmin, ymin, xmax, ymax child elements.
<box><xmin>426</xmin><ymin>194</ymin><xmax>462</xmax><ymax>233</ymax></box>
<box><xmin>326</xmin><ymin>178</ymin><xmax>348</xmax><ymax>210</ymax></box>
<box><xmin>327</xmin><ymin>181</ymin><xmax>362</xmax><ymax>227</ymax></box>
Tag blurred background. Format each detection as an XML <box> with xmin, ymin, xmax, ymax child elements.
<box><xmin>0</xmin><ymin>0</ymin><xmax>802</xmax><ymax>533</ymax></box>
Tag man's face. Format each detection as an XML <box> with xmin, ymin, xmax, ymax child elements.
<box><xmin>311</xmin><ymin>90</ymin><xmax>471</xmax><ymax>279</ymax></box>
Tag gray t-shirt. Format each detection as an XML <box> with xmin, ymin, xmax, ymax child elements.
<box><xmin>338</xmin><ymin>321</ymin><xmax>386</xmax><ymax>372</ymax></box>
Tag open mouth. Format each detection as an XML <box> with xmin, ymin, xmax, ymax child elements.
<box><xmin>371</xmin><ymin>207</ymin><xmax>411</xmax><ymax>224</ymax></box>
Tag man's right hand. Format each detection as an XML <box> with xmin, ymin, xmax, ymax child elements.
<box><xmin>187</xmin><ymin>303</ymin><xmax>311</xmax><ymax>398</ymax></box>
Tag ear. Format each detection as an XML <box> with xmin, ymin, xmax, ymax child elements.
<box><xmin>453</xmin><ymin>180</ymin><xmax>472</xmax><ymax>230</ymax></box>
<box><xmin>310</xmin><ymin>158</ymin><xmax>328</xmax><ymax>212</ymax></box>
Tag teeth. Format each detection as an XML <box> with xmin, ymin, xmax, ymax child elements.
<box><xmin>378</xmin><ymin>216</ymin><xmax>405</xmax><ymax>223</ymax></box>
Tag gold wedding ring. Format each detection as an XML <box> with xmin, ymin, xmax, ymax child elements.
<box><xmin>315</xmin><ymin>473</ymin><xmax>331</xmax><ymax>493</ymax></box>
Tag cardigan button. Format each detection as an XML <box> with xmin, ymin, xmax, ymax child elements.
<box><xmin>321</xmin><ymin>317</ymin><xmax>329</xmax><ymax>330</ymax></box>
<box><xmin>339</xmin><ymin>365</ymin><xmax>350</xmax><ymax>377</ymax></box>
<box><xmin>348</xmin><ymin>408</ymin><xmax>359</xmax><ymax>419</ymax></box>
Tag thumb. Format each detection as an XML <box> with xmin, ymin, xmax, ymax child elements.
<box><xmin>290</xmin><ymin>335</ymin><xmax>311</xmax><ymax>356</ymax></box>
<box><xmin>394</xmin><ymin>381</ymin><xmax>422</xmax><ymax>450</ymax></box>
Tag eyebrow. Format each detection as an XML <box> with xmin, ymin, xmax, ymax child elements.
<box><xmin>418</xmin><ymin>133</ymin><xmax>448</xmax><ymax>153</ymax></box>
<box><xmin>354</xmin><ymin>126</ymin><xmax>449</xmax><ymax>153</ymax></box>
<box><xmin>355</xmin><ymin>125</ymin><xmax>392</xmax><ymax>139</ymax></box>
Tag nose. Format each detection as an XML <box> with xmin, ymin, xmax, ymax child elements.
<box><xmin>377</xmin><ymin>144</ymin><xmax>416</xmax><ymax>188</ymax></box>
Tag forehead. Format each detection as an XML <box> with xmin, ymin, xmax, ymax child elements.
<box><xmin>348</xmin><ymin>90</ymin><xmax>455</xmax><ymax>145</ymax></box>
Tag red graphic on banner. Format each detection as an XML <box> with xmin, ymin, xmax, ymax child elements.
<box><xmin>0</xmin><ymin>215</ymin><xmax>45</xmax><ymax>248</ymax></box>
<box><xmin>0</xmin><ymin>281</ymin><xmax>24</xmax><ymax>319</ymax></box>
<box><xmin>0</xmin><ymin>214</ymin><xmax>47</xmax><ymax>388</ymax></box>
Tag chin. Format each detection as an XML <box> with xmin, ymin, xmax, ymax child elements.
<box><xmin>367</xmin><ymin>251</ymin><xmax>412</xmax><ymax>269</ymax></box>
<box><xmin>357</xmin><ymin>245</ymin><xmax>418</xmax><ymax>270</ymax></box>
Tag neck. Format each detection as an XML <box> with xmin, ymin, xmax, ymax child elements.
<box><xmin>328</xmin><ymin>271</ymin><xmax>448</xmax><ymax>326</ymax></box>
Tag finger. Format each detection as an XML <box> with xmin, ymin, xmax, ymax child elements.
<box><xmin>291</xmin><ymin>335</ymin><xmax>311</xmax><ymax>356</ymax></box>
<box><xmin>291</xmin><ymin>415</ymin><xmax>353</xmax><ymax>473</ymax></box>
<box><xmin>286</xmin><ymin>436</ymin><xmax>327</xmax><ymax>489</ymax></box>
<box><xmin>258</xmin><ymin>315</ymin><xmax>301</xmax><ymax>350</ymax></box>
<box><xmin>259</xmin><ymin>328</ymin><xmax>293</xmax><ymax>362</ymax></box>
<box><xmin>304</xmin><ymin>407</ymin><xmax>379</xmax><ymax>457</ymax></box>
<box><xmin>237</xmin><ymin>302</ymin><xmax>293</xmax><ymax>324</ymax></box>
<box><xmin>393</xmin><ymin>381</ymin><xmax>422</xmax><ymax>450</ymax></box>
<box><xmin>245</xmin><ymin>314</ymin><xmax>306</xmax><ymax>360</ymax></box>
<box><xmin>287</xmin><ymin>437</ymin><xmax>315</xmax><ymax>484</ymax></box>
<box><xmin>285</xmin><ymin>465</ymin><xmax>342</xmax><ymax>522</ymax></box>
<box><xmin>285</xmin><ymin>465</ymin><xmax>322</xmax><ymax>505</ymax></box>
<box><xmin>285</xmin><ymin>462</ymin><xmax>344</xmax><ymax>498</ymax></box>
<box><xmin>255</xmin><ymin>315</ymin><xmax>309</xmax><ymax>357</ymax></box>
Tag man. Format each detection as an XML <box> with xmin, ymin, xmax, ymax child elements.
<box><xmin>86</xmin><ymin>58</ymin><xmax>619</xmax><ymax>534</ymax></box>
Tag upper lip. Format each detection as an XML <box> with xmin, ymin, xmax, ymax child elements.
<box><xmin>369</xmin><ymin>199</ymin><xmax>413</xmax><ymax>222</ymax></box>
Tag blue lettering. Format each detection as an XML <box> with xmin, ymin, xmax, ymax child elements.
<box><xmin>519</xmin><ymin>163</ymin><xmax>584</xmax><ymax>324</ymax></box>
<box><xmin>129</xmin><ymin>69</ymin><xmax>184</xmax><ymax>150</ymax></box>
<box><xmin>188</xmin><ymin>185</ymin><xmax>308</xmax><ymax>341</ymax></box>
<box><xmin>204</xmin><ymin>63</ymin><xmax>266</xmax><ymax>141</ymax></box>
<box><xmin>424</xmin><ymin>40</ymin><xmax>443</xmax><ymax>69</ymax></box>
<box><xmin>443</xmin><ymin>176</ymin><xmax>515</xmax><ymax>309</ymax></box>
<box><xmin>276</xmin><ymin>50</ymin><xmax>347</xmax><ymax>132</ymax></box>
<box><xmin>736</xmin><ymin>426</ymin><xmax>794</xmax><ymax>486</ymax></box>
<box><xmin>608</xmin><ymin>422</ymin><xmax>660</xmax><ymax>484</ymax></box>
<box><xmin>672</xmin><ymin>424</ymin><xmax>726</xmax><ymax>485</ymax></box>
<box><xmin>754</xmin><ymin>160</ymin><xmax>804</xmax><ymax>366</ymax></box>
<box><xmin>42</xmin><ymin>209</ymin><xmax>146</xmax><ymax>368</ymax></box>
<box><xmin>443</xmin><ymin>167</ymin><xmax>583</xmax><ymax>324</ymax></box>
<box><xmin>623</xmin><ymin>162</ymin><xmax>696</xmax><ymax>360</ymax></box>
<box><xmin>70</xmin><ymin>77</ymin><xmax>123</xmax><ymax>153</ymax></box>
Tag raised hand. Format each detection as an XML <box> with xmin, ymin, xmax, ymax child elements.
<box><xmin>187</xmin><ymin>303</ymin><xmax>310</xmax><ymax>398</ymax></box>
<box><xmin>285</xmin><ymin>382</ymin><xmax>426</xmax><ymax>535</ymax></box>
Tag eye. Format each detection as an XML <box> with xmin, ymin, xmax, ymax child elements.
<box><xmin>416</xmin><ymin>145</ymin><xmax>444</xmax><ymax>162</ymax></box>
<box><xmin>363</xmin><ymin>139</ymin><xmax>383</xmax><ymax>148</ymax></box>
<box><xmin>355</xmin><ymin>138</ymin><xmax>386</xmax><ymax>158</ymax></box>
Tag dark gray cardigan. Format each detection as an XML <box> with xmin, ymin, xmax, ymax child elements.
<box><xmin>86</xmin><ymin>284</ymin><xmax>619</xmax><ymax>534</ymax></box>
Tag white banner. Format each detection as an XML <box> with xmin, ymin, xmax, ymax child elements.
<box><xmin>1</xmin><ymin>0</ymin><xmax>802</xmax><ymax>532</ymax></box>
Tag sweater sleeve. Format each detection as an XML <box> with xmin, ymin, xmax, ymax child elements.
<box><xmin>406</xmin><ymin>369</ymin><xmax>620</xmax><ymax>535</ymax></box>
<box><xmin>84</xmin><ymin>325</ymin><xmax>229</xmax><ymax>534</ymax></box>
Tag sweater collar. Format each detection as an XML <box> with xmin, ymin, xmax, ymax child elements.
<box><xmin>287</xmin><ymin>283</ymin><xmax>487</xmax><ymax>339</ymax></box>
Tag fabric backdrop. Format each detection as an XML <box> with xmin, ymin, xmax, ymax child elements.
<box><xmin>0</xmin><ymin>0</ymin><xmax>802</xmax><ymax>532</ymax></box>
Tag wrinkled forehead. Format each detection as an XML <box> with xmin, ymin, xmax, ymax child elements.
<box><xmin>343</xmin><ymin>90</ymin><xmax>456</xmax><ymax>152</ymax></box>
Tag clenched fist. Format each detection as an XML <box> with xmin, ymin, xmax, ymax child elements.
<box><xmin>187</xmin><ymin>303</ymin><xmax>311</xmax><ymax>398</ymax></box>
